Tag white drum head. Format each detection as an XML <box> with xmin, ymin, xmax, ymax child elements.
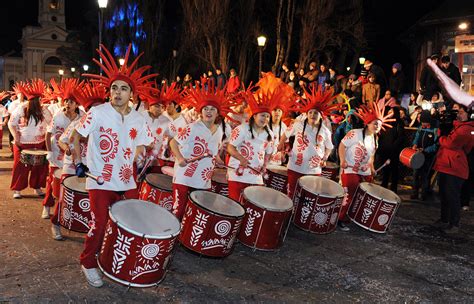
<box><xmin>243</xmin><ymin>186</ymin><xmax>293</xmax><ymax>212</ymax></box>
<box><xmin>145</xmin><ymin>173</ymin><xmax>172</xmax><ymax>191</ymax></box>
<box><xmin>266</xmin><ymin>165</ymin><xmax>288</xmax><ymax>176</ymax></box>
<box><xmin>62</xmin><ymin>176</ymin><xmax>87</xmax><ymax>193</ymax></box>
<box><xmin>359</xmin><ymin>182</ymin><xmax>400</xmax><ymax>203</ymax></box>
<box><xmin>190</xmin><ymin>191</ymin><xmax>244</xmax><ymax>217</ymax></box>
<box><xmin>211</xmin><ymin>168</ymin><xmax>227</xmax><ymax>184</ymax></box>
<box><xmin>161</xmin><ymin>166</ymin><xmax>174</xmax><ymax>177</ymax></box>
<box><xmin>298</xmin><ymin>176</ymin><xmax>345</xmax><ymax>198</ymax></box>
<box><xmin>53</xmin><ymin>168</ymin><xmax>62</xmax><ymax>179</ymax></box>
<box><xmin>110</xmin><ymin>199</ymin><xmax>181</xmax><ymax>239</ymax></box>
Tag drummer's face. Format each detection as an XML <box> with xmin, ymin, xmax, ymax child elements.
<box><xmin>64</xmin><ymin>99</ymin><xmax>78</xmax><ymax>112</ymax></box>
<box><xmin>110</xmin><ymin>80</ymin><xmax>132</xmax><ymax>107</ymax></box>
<box><xmin>150</xmin><ymin>104</ymin><xmax>164</xmax><ymax>116</ymax></box>
<box><xmin>201</xmin><ymin>105</ymin><xmax>218</xmax><ymax>123</ymax></box>
<box><xmin>368</xmin><ymin>119</ymin><xmax>382</xmax><ymax>134</ymax></box>
<box><xmin>272</xmin><ymin>108</ymin><xmax>283</xmax><ymax>122</ymax></box>
<box><xmin>307</xmin><ymin>109</ymin><xmax>321</xmax><ymax>124</ymax></box>
<box><xmin>254</xmin><ymin>112</ymin><xmax>270</xmax><ymax>128</ymax></box>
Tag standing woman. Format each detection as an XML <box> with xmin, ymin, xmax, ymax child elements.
<box><xmin>268</xmin><ymin>106</ymin><xmax>288</xmax><ymax>165</ymax></box>
<box><xmin>279</xmin><ymin>87</ymin><xmax>342</xmax><ymax>199</ymax></box>
<box><xmin>169</xmin><ymin>86</ymin><xmax>235</xmax><ymax>219</ymax></box>
<box><xmin>8</xmin><ymin>79</ymin><xmax>52</xmax><ymax>198</ymax></box>
<box><xmin>337</xmin><ymin>102</ymin><xmax>394</xmax><ymax>231</ymax></box>
<box><xmin>227</xmin><ymin>89</ymin><xmax>281</xmax><ymax>202</ymax></box>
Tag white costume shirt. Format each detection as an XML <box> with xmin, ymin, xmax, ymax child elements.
<box><xmin>142</xmin><ymin>111</ymin><xmax>171</xmax><ymax>157</ymax></box>
<box><xmin>8</xmin><ymin>104</ymin><xmax>52</xmax><ymax>144</ymax></box>
<box><xmin>60</xmin><ymin>119</ymin><xmax>88</xmax><ymax>175</ymax></box>
<box><xmin>269</xmin><ymin>121</ymin><xmax>288</xmax><ymax>165</ymax></box>
<box><xmin>47</xmin><ymin>103</ymin><xmax>62</xmax><ymax>117</ymax></box>
<box><xmin>159</xmin><ymin>114</ymin><xmax>189</xmax><ymax>162</ymax></box>
<box><xmin>173</xmin><ymin>120</ymin><xmax>223</xmax><ymax>189</ymax></box>
<box><xmin>0</xmin><ymin>105</ymin><xmax>7</xmax><ymax>130</ymax></box>
<box><xmin>75</xmin><ymin>103</ymin><xmax>153</xmax><ymax>191</ymax></box>
<box><xmin>228</xmin><ymin>123</ymin><xmax>274</xmax><ymax>185</ymax></box>
<box><xmin>286</xmin><ymin>120</ymin><xmax>333</xmax><ymax>175</ymax></box>
<box><xmin>341</xmin><ymin>128</ymin><xmax>376</xmax><ymax>176</ymax></box>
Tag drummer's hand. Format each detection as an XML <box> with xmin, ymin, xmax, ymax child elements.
<box><xmin>341</xmin><ymin>160</ymin><xmax>348</xmax><ymax>169</ymax></box>
<box><xmin>177</xmin><ymin>157</ymin><xmax>187</xmax><ymax>167</ymax></box>
<box><xmin>215</xmin><ymin>156</ymin><xmax>225</xmax><ymax>166</ymax></box>
<box><xmin>239</xmin><ymin>158</ymin><xmax>249</xmax><ymax>168</ymax></box>
<box><xmin>412</xmin><ymin>145</ymin><xmax>417</xmax><ymax>150</ymax></box>
<box><xmin>64</xmin><ymin>146</ymin><xmax>72</xmax><ymax>156</ymax></box>
<box><xmin>46</xmin><ymin>151</ymin><xmax>53</xmax><ymax>161</ymax></box>
<box><xmin>75</xmin><ymin>162</ymin><xmax>88</xmax><ymax>178</ymax></box>
<box><xmin>320</xmin><ymin>158</ymin><xmax>327</xmax><ymax>168</ymax></box>
<box><xmin>277</xmin><ymin>142</ymin><xmax>285</xmax><ymax>152</ymax></box>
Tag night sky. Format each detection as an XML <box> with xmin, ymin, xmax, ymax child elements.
<box><xmin>0</xmin><ymin>0</ymin><xmax>446</xmax><ymax>84</ymax></box>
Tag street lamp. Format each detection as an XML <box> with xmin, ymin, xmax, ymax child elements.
<box><xmin>257</xmin><ymin>35</ymin><xmax>267</xmax><ymax>78</ymax></box>
<box><xmin>359</xmin><ymin>57</ymin><xmax>366</xmax><ymax>65</ymax></box>
<box><xmin>58</xmin><ymin>69</ymin><xmax>64</xmax><ymax>79</ymax></box>
<box><xmin>71</xmin><ymin>67</ymin><xmax>76</xmax><ymax>72</ymax></box>
<box><xmin>83</xmin><ymin>65</ymin><xmax>89</xmax><ymax>72</ymax></box>
<box><xmin>98</xmin><ymin>0</ymin><xmax>108</xmax><ymax>75</ymax></box>
<box><xmin>119</xmin><ymin>58</ymin><xmax>125</xmax><ymax>66</ymax></box>
<box><xmin>458</xmin><ymin>22</ymin><xmax>468</xmax><ymax>30</ymax></box>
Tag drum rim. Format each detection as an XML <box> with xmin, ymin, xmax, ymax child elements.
<box><xmin>243</xmin><ymin>186</ymin><xmax>293</xmax><ymax>212</ymax></box>
<box><xmin>359</xmin><ymin>182</ymin><xmax>401</xmax><ymax>204</ymax></box>
<box><xmin>298</xmin><ymin>176</ymin><xmax>345</xmax><ymax>198</ymax></box>
<box><xmin>20</xmin><ymin>149</ymin><xmax>48</xmax><ymax>155</ymax></box>
<box><xmin>161</xmin><ymin>166</ymin><xmax>174</xmax><ymax>175</ymax></box>
<box><xmin>144</xmin><ymin>173</ymin><xmax>173</xmax><ymax>191</ymax></box>
<box><xmin>53</xmin><ymin>168</ymin><xmax>63</xmax><ymax>179</ymax></box>
<box><xmin>348</xmin><ymin>217</ymin><xmax>389</xmax><ymax>233</ymax></box>
<box><xmin>109</xmin><ymin>200</ymin><xmax>181</xmax><ymax>239</ymax></box>
<box><xmin>98</xmin><ymin>260</ymin><xmax>168</xmax><ymax>287</ymax></box>
<box><xmin>61</xmin><ymin>176</ymin><xmax>88</xmax><ymax>194</ymax></box>
<box><xmin>190</xmin><ymin>190</ymin><xmax>245</xmax><ymax>218</ymax></box>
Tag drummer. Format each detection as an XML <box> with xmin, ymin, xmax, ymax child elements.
<box><xmin>268</xmin><ymin>105</ymin><xmax>288</xmax><ymax>166</ymax></box>
<box><xmin>71</xmin><ymin>44</ymin><xmax>154</xmax><ymax>287</ymax></box>
<box><xmin>42</xmin><ymin>78</ymin><xmax>83</xmax><ymax>219</ymax></box>
<box><xmin>169</xmin><ymin>86</ymin><xmax>234</xmax><ymax>219</ymax></box>
<box><xmin>278</xmin><ymin>86</ymin><xmax>341</xmax><ymax>199</ymax></box>
<box><xmin>8</xmin><ymin>79</ymin><xmax>52</xmax><ymax>199</ymax></box>
<box><xmin>337</xmin><ymin>101</ymin><xmax>394</xmax><ymax>231</ymax></box>
<box><xmin>227</xmin><ymin>88</ymin><xmax>283</xmax><ymax>202</ymax></box>
<box><xmin>49</xmin><ymin>82</ymin><xmax>106</xmax><ymax>241</ymax></box>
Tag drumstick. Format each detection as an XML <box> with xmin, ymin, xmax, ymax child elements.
<box><xmin>137</xmin><ymin>157</ymin><xmax>154</xmax><ymax>182</ymax></box>
<box><xmin>186</xmin><ymin>152</ymin><xmax>211</xmax><ymax>163</ymax></box>
<box><xmin>85</xmin><ymin>172</ymin><xmax>105</xmax><ymax>185</ymax></box>
<box><xmin>375</xmin><ymin>159</ymin><xmax>391</xmax><ymax>175</ymax></box>
<box><xmin>216</xmin><ymin>164</ymin><xmax>268</xmax><ymax>179</ymax></box>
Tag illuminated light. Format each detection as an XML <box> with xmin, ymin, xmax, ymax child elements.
<box><xmin>119</xmin><ymin>58</ymin><xmax>125</xmax><ymax>66</ymax></box>
<box><xmin>462</xmin><ymin>66</ymin><xmax>468</xmax><ymax>73</ymax></box>
<box><xmin>359</xmin><ymin>57</ymin><xmax>366</xmax><ymax>65</ymax></box>
<box><xmin>98</xmin><ymin>0</ymin><xmax>108</xmax><ymax>9</ymax></box>
<box><xmin>83</xmin><ymin>65</ymin><xmax>89</xmax><ymax>71</ymax></box>
<box><xmin>458</xmin><ymin>22</ymin><xmax>468</xmax><ymax>30</ymax></box>
<box><xmin>257</xmin><ymin>36</ymin><xmax>267</xmax><ymax>47</ymax></box>
<box><xmin>58</xmin><ymin>69</ymin><xmax>64</xmax><ymax>76</ymax></box>
<box><xmin>71</xmin><ymin>67</ymin><xmax>76</xmax><ymax>72</ymax></box>
<box><xmin>346</xmin><ymin>67</ymin><xmax>351</xmax><ymax>71</ymax></box>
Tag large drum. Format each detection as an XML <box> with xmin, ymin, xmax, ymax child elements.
<box><xmin>139</xmin><ymin>173</ymin><xmax>173</xmax><ymax>211</ymax></box>
<box><xmin>52</xmin><ymin>168</ymin><xmax>62</xmax><ymax>199</ymax></box>
<box><xmin>20</xmin><ymin>149</ymin><xmax>48</xmax><ymax>166</ymax></box>
<box><xmin>348</xmin><ymin>182</ymin><xmax>401</xmax><ymax>233</ymax></box>
<box><xmin>59</xmin><ymin>176</ymin><xmax>91</xmax><ymax>233</ymax></box>
<box><xmin>99</xmin><ymin>200</ymin><xmax>181</xmax><ymax>287</ymax></box>
<box><xmin>238</xmin><ymin>186</ymin><xmax>293</xmax><ymax>251</ymax></box>
<box><xmin>180</xmin><ymin>191</ymin><xmax>244</xmax><ymax>257</ymax></box>
<box><xmin>264</xmin><ymin>165</ymin><xmax>288</xmax><ymax>193</ymax></box>
<box><xmin>399</xmin><ymin>147</ymin><xmax>425</xmax><ymax>169</ymax></box>
<box><xmin>292</xmin><ymin>176</ymin><xmax>345</xmax><ymax>234</ymax></box>
<box><xmin>321</xmin><ymin>161</ymin><xmax>340</xmax><ymax>181</ymax></box>
<box><xmin>211</xmin><ymin>168</ymin><xmax>228</xmax><ymax>196</ymax></box>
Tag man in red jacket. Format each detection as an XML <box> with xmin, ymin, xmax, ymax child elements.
<box><xmin>433</xmin><ymin>103</ymin><xmax>474</xmax><ymax>234</ymax></box>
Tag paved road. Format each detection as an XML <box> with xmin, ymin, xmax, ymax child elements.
<box><xmin>0</xmin><ymin>145</ymin><xmax>473</xmax><ymax>303</ymax></box>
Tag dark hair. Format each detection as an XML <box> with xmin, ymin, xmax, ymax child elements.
<box><xmin>302</xmin><ymin>117</ymin><xmax>322</xmax><ymax>143</ymax></box>
<box><xmin>362</xmin><ymin>126</ymin><xmax>378</xmax><ymax>149</ymax></box>
<box><xmin>249</xmin><ymin>115</ymin><xmax>272</xmax><ymax>141</ymax></box>
<box><xmin>24</xmin><ymin>97</ymin><xmax>44</xmax><ymax>126</ymax></box>
<box><xmin>343</xmin><ymin>89</ymin><xmax>354</xmax><ymax>98</ymax></box>
<box><xmin>219</xmin><ymin>117</ymin><xmax>227</xmax><ymax>141</ymax></box>
<box><xmin>441</xmin><ymin>55</ymin><xmax>450</xmax><ymax>63</ymax></box>
<box><xmin>269</xmin><ymin>116</ymin><xmax>283</xmax><ymax>141</ymax></box>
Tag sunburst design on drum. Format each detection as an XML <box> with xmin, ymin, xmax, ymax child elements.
<box><xmin>62</xmin><ymin>208</ymin><xmax>71</xmax><ymax>221</ymax></box>
<box><xmin>99</xmin><ymin>127</ymin><xmax>119</xmax><ymax>162</ymax></box>
<box><xmin>377</xmin><ymin>214</ymin><xmax>389</xmax><ymax>226</ymax></box>
<box><xmin>78</xmin><ymin>198</ymin><xmax>90</xmax><ymax>212</ymax></box>
<box><xmin>214</xmin><ymin>220</ymin><xmax>231</xmax><ymax>237</ymax></box>
<box><xmin>140</xmin><ymin>243</ymin><xmax>160</xmax><ymax>260</ymax></box>
<box><xmin>313</xmin><ymin>212</ymin><xmax>328</xmax><ymax>225</ymax></box>
<box><xmin>191</xmin><ymin>136</ymin><xmax>209</xmax><ymax>157</ymax></box>
<box><xmin>162</xmin><ymin>199</ymin><xmax>173</xmax><ymax>211</ymax></box>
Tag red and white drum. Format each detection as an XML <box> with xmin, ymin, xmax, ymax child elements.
<box><xmin>99</xmin><ymin>200</ymin><xmax>181</xmax><ymax>287</ymax></box>
<box><xmin>180</xmin><ymin>191</ymin><xmax>244</xmax><ymax>257</ymax></box>
<box><xmin>20</xmin><ymin>149</ymin><xmax>48</xmax><ymax>166</ymax></box>
<box><xmin>59</xmin><ymin>176</ymin><xmax>91</xmax><ymax>233</ymax></box>
<box><xmin>264</xmin><ymin>165</ymin><xmax>288</xmax><ymax>193</ymax></box>
<box><xmin>321</xmin><ymin>161</ymin><xmax>339</xmax><ymax>181</ymax></box>
<box><xmin>211</xmin><ymin>168</ymin><xmax>228</xmax><ymax>196</ymax></box>
<box><xmin>348</xmin><ymin>182</ymin><xmax>401</xmax><ymax>233</ymax></box>
<box><xmin>139</xmin><ymin>173</ymin><xmax>173</xmax><ymax>211</ymax></box>
<box><xmin>292</xmin><ymin>176</ymin><xmax>345</xmax><ymax>234</ymax></box>
<box><xmin>399</xmin><ymin>147</ymin><xmax>425</xmax><ymax>169</ymax></box>
<box><xmin>238</xmin><ymin>186</ymin><xmax>293</xmax><ymax>251</ymax></box>
<box><xmin>52</xmin><ymin>168</ymin><xmax>62</xmax><ymax>199</ymax></box>
<box><xmin>161</xmin><ymin>166</ymin><xmax>174</xmax><ymax>177</ymax></box>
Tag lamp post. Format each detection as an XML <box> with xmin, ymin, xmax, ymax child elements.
<box><xmin>58</xmin><ymin>69</ymin><xmax>64</xmax><ymax>80</ymax></box>
<box><xmin>358</xmin><ymin>57</ymin><xmax>366</xmax><ymax>65</ymax></box>
<box><xmin>98</xmin><ymin>0</ymin><xmax>108</xmax><ymax>75</ymax></box>
<box><xmin>119</xmin><ymin>58</ymin><xmax>125</xmax><ymax>66</ymax></box>
<box><xmin>83</xmin><ymin>65</ymin><xmax>89</xmax><ymax>72</ymax></box>
<box><xmin>257</xmin><ymin>35</ymin><xmax>267</xmax><ymax>78</ymax></box>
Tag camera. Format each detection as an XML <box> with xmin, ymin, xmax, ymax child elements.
<box><xmin>438</xmin><ymin>109</ymin><xmax>458</xmax><ymax>136</ymax></box>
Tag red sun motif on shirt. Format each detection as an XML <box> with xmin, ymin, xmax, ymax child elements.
<box><xmin>177</xmin><ymin>126</ymin><xmax>191</xmax><ymax>141</ymax></box>
<box><xmin>99</xmin><ymin>127</ymin><xmax>119</xmax><ymax>163</ymax></box>
<box><xmin>129</xmin><ymin>128</ymin><xmax>137</xmax><ymax>140</ymax></box>
<box><xmin>230</xmin><ymin>128</ymin><xmax>240</xmax><ymax>142</ymax></box>
<box><xmin>310</xmin><ymin>155</ymin><xmax>322</xmax><ymax>168</ymax></box>
<box><xmin>54</xmin><ymin>127</ymin><xmax>65</xmax><ymax>141</ymax></box>
<box><xmin>156</xmin><ymin>128</ymin><xmax>162</xmax><ymax>135</ymax></box>
<box><xmin>122</xmin><ymin>147</ymin><xmax>132</xmax><ymax>160</ymax></box>
<box><xmin>295</xmin><ymin>133</ymin><xmax>309</xmax><ymax>152</ymax></box>
<box><xmin>316</xmin><ymin>134</ymin><xmax>323</xmax><ymax>143</ymax></box>
<box><xmin>191</xmin><ymin>136</ymin><xmax>209</xmax><ymax>157</ymax></box>
<box><xmin>201</xmin><ymin>167</ymin><xmax>213</xmax><ymax>182</ymax></box>
<box><xmin>119</xmin><ymin>164</ymin><xmax>133</xmax><ymax>184</ymax></box>
<box><xmin>240</xmin><ymin>141</ymin><xmax>254</xmax><ymax>160</ymax></box>
<box><xmin>79</xmin><ymin>112</ymin><xmax>92</xmax><ymax>128</ymax></box>
<box><xmin>345</xmin><ymin>130</ymin><xmax>356</xmax><ymax>140</ymax></box>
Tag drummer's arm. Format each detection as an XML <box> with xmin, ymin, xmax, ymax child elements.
<box><xmin>227</xmin><ymin>144</ymin><xmax>249</xmax><ymax>167</ymax></box>
<box><xmin>169</xmin><ymin>138</ymin><xmax>186</xmax><ymax>167</ymax></box>
<box><xmin>338</xmin><ymin>143</ymin><xmax>348</xmax><ymax>168</ymax></box>
<box><xmin>369</xmin><ymin>154</ymin><xmax>376</xmax><ymax>175</ymax></box>
<box><xmin>71</xmin><ymin>129</ymin><xmax>84</xmax><ymax>165</ymax></box>
<box><xmin>45</xmin><ymin>132</ymin><xmax>52</xmax><ymax>152</ymax></box>
<box><xmin>277</xmin><ymin>133</ymin><xmax>287</xmax><ymax>151</ymax></box>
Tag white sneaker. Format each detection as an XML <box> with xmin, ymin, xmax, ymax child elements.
<box><xmin>51</xmin><ymin>224</ymin><xmax>64</xmax><ymax>241</ymax></box>
<box><xmin>41</xmin><ymin>206</ymin><xmax>50</xmax><ymax>219</ymax></box>
<box><xmin>35</xmin><ymin>189</ymin><xmax>45</xmax><ymax>196</ymax></box>
<box><xmin>81</xmin><ymin>266</ymin><xmax>104</xmax><ymax>288</ymax></box>
<box><xmin>13</xmin><ymin>191</ymin><xmax>22</xmax><ymax>199</ymax></box>
<box><xmin>462</xmin><ymin>206</ymin><xmax>470</xmax><ymax>211</ymax></box>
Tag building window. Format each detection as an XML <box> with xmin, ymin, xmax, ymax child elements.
<box><xmin>45</xmin><ymin>56</ymin><xmax>62</xmax><ymax>65</ymax></box>
<box><xmin>51</xmin><ymin>16</ymin><xmax>57</xmax><ymax>22</ymax></box>
<box><xmin>51</xmin><ymin>34</ymin><xmax>57</xmax><ymax>40</ymax></box>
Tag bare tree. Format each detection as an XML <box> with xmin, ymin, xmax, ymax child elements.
<box><xmin>272</xmin><ymin>0</ymin><xmax>296</xmax><ymax>74</ymax></box>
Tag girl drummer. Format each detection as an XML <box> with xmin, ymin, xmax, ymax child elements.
<box><xmin>337</xmin><ymin>102</ymin><xmax>394</xmax><ymax>231</ymax></box>
<box><xmin>8</xmin><ymin>79</ymin><xmax>52</xmax><ymax>199</ymax></box>
<box><xmin>268</xmin><ymin>106</ymin><xmax>288</xmax><ymax>166</ymax></box>
<box><xmin>279</xmin><ymin>87</ymin><xmax>342</xmax><ymax>200</ymax></box>
<box><xmin>169</xmin><ymin>86</ymin><xmax>235</xmax><ymax>219</ymax></box>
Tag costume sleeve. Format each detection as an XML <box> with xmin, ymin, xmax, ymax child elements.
<box><xmin>341</xmin><ymin>129</ymin><xmax>358</xmax><ymax>147</ymax></box>
<box><xmin>323</xmin><ymin>126</ymin><xmax>334</xmax><ymax>150</ymax></box>
<box><xmin>75</xmin><ymin>107</ymin><xmax>97</xmax><ymax>138</ymax></box>
<box><xmin>230</xmin><ymin>124</ymin><xmax>245</xmax><ymax>147</ymax></box>
<box><xmin>174</xmin><ymin>124</ymin><xmax>192</xmax><ymax>147</ymax></box>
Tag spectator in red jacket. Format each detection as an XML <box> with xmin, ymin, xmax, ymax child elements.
<box><xmin>226</xmin><ymin>68</ymin><xmax>241</xmax><ymax>93</ymax></box>
<box><xmin>433</xmin><ymin>103</ymin><xmax>474</xmax><ymax>234</ymax></box>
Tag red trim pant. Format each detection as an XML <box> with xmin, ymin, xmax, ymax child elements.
<box><xmin>228</xmin><ymin>180</ymin><xmax>259</xmax><ymax>204</ymax></box>
<box><xmin>339</xmin><ymin>173</ymin><xmax>373</xmax><ymax>222</ymax></box>
<box><xmin>42</xmin><ymin>166</ymin><xmax>59</xmax><ymax>207</ymax></box>
<box><xmin>172</xmin><ymin>183</ymin><xmax>207</xmax><ymax>220</ymax></box>
<box><xmin>286</xmin><ymin>170</ymin><xmax>319</xmax><ymax>201</ymax></box>
<box><xmin>79</xmin><ymin>188</ymin><xmax>138</xmax><ymax>269</ymax></box>
<box><xmin>10</xmin><ymin>143</ymin><xmax>48</xmax><ymax>191</ymax></box>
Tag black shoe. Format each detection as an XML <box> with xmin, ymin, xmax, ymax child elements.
<box><xmin>432</xmin><ymin>219</ymin><xmax>449</xmax><ymax>229</ymax></box>
<box><xmin>337</xmin><ymin>222</ymin><xmax>350</xmax><ymax>232</ymax></box>
<box><xmin>443</xmin><ymin>225</ymin><xmax>460</xmax><ymax>235</ymax></box>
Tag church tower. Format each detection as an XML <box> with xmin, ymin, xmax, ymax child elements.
<box><xmin>38</xmin><ymin>0</ymin><xmax>66</xmax><ymax>29</ymax></box>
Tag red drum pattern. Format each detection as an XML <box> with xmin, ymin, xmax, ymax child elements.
<box><xmin>59</xmin><ymin>176</ymin><xmax>91</xmax><ymax>233</ymax></box>
<box><xmin>139</xmin><ymin>173</ymin><xmax>173</xmax><ymax>211</ymax></box>
<box><xmin>399</xmin><ymin>147</ymin><xmax>425</xmax><ymax>169</ymax></box>
<box><xmin>264</xmin><ymin>165</ymin><xmax>288</xmax><ymax>193</ymax></box>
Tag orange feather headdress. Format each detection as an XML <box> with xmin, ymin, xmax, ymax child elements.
<box><xmin>354</xmin><ymin>101</ymin><xmax>396</xmax><ymax>130</ymax></box>
<box><xmin>73</xmin><ymin>82</ymin><xmax>108</xmax><ymax>110</ymax></box>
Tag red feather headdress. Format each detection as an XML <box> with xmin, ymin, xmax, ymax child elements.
<box><xmin>144</xmin><ymin>82</ymin><xmax>182</xmax><ymax>107</ymax></box>
<box><xmin>184</xmin><ymin>85</ymin><xmax>237</xmax><ymax>120</ymax></box>
<box><xmin>10</xmin><ymin>81</ymin><xmax>27</xmax><ymax>96</ymax></box>
<box><xmin>254</xmin><ymin>72</ymin><xmax>297</xmax><ymax>114</ymax></box>
<box><xmin>22</xmin><ymin>79</ymin><xmax>48</xmax><ymax>100</ymax></box>
<box><xmin>290</xmin><ymin>86</ymin><xmax>342</xmax><ymax>118</ymax></box>
<box><xmin>0</xmin><ymin>91</ymin><xmax>10</xmax><ymax>101</ymax></box>
<box><xmin>73</xmin><ymin>82</ymin><xmax>108</xmax><ymax>110</ymax></box>
<box><xmin>84</xmin><ymin>44</ymin><xmax>157</xmax><ymax>97</ymax></box>
<box><xmin>355</xmin><ymin>101</ymin><xmax>395</xmax><ymax>130</ymax></box>
<box><xmin>52</xmin><ymin>78</ymin><xmax>82</xmax><ymax>100</ymax></box>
